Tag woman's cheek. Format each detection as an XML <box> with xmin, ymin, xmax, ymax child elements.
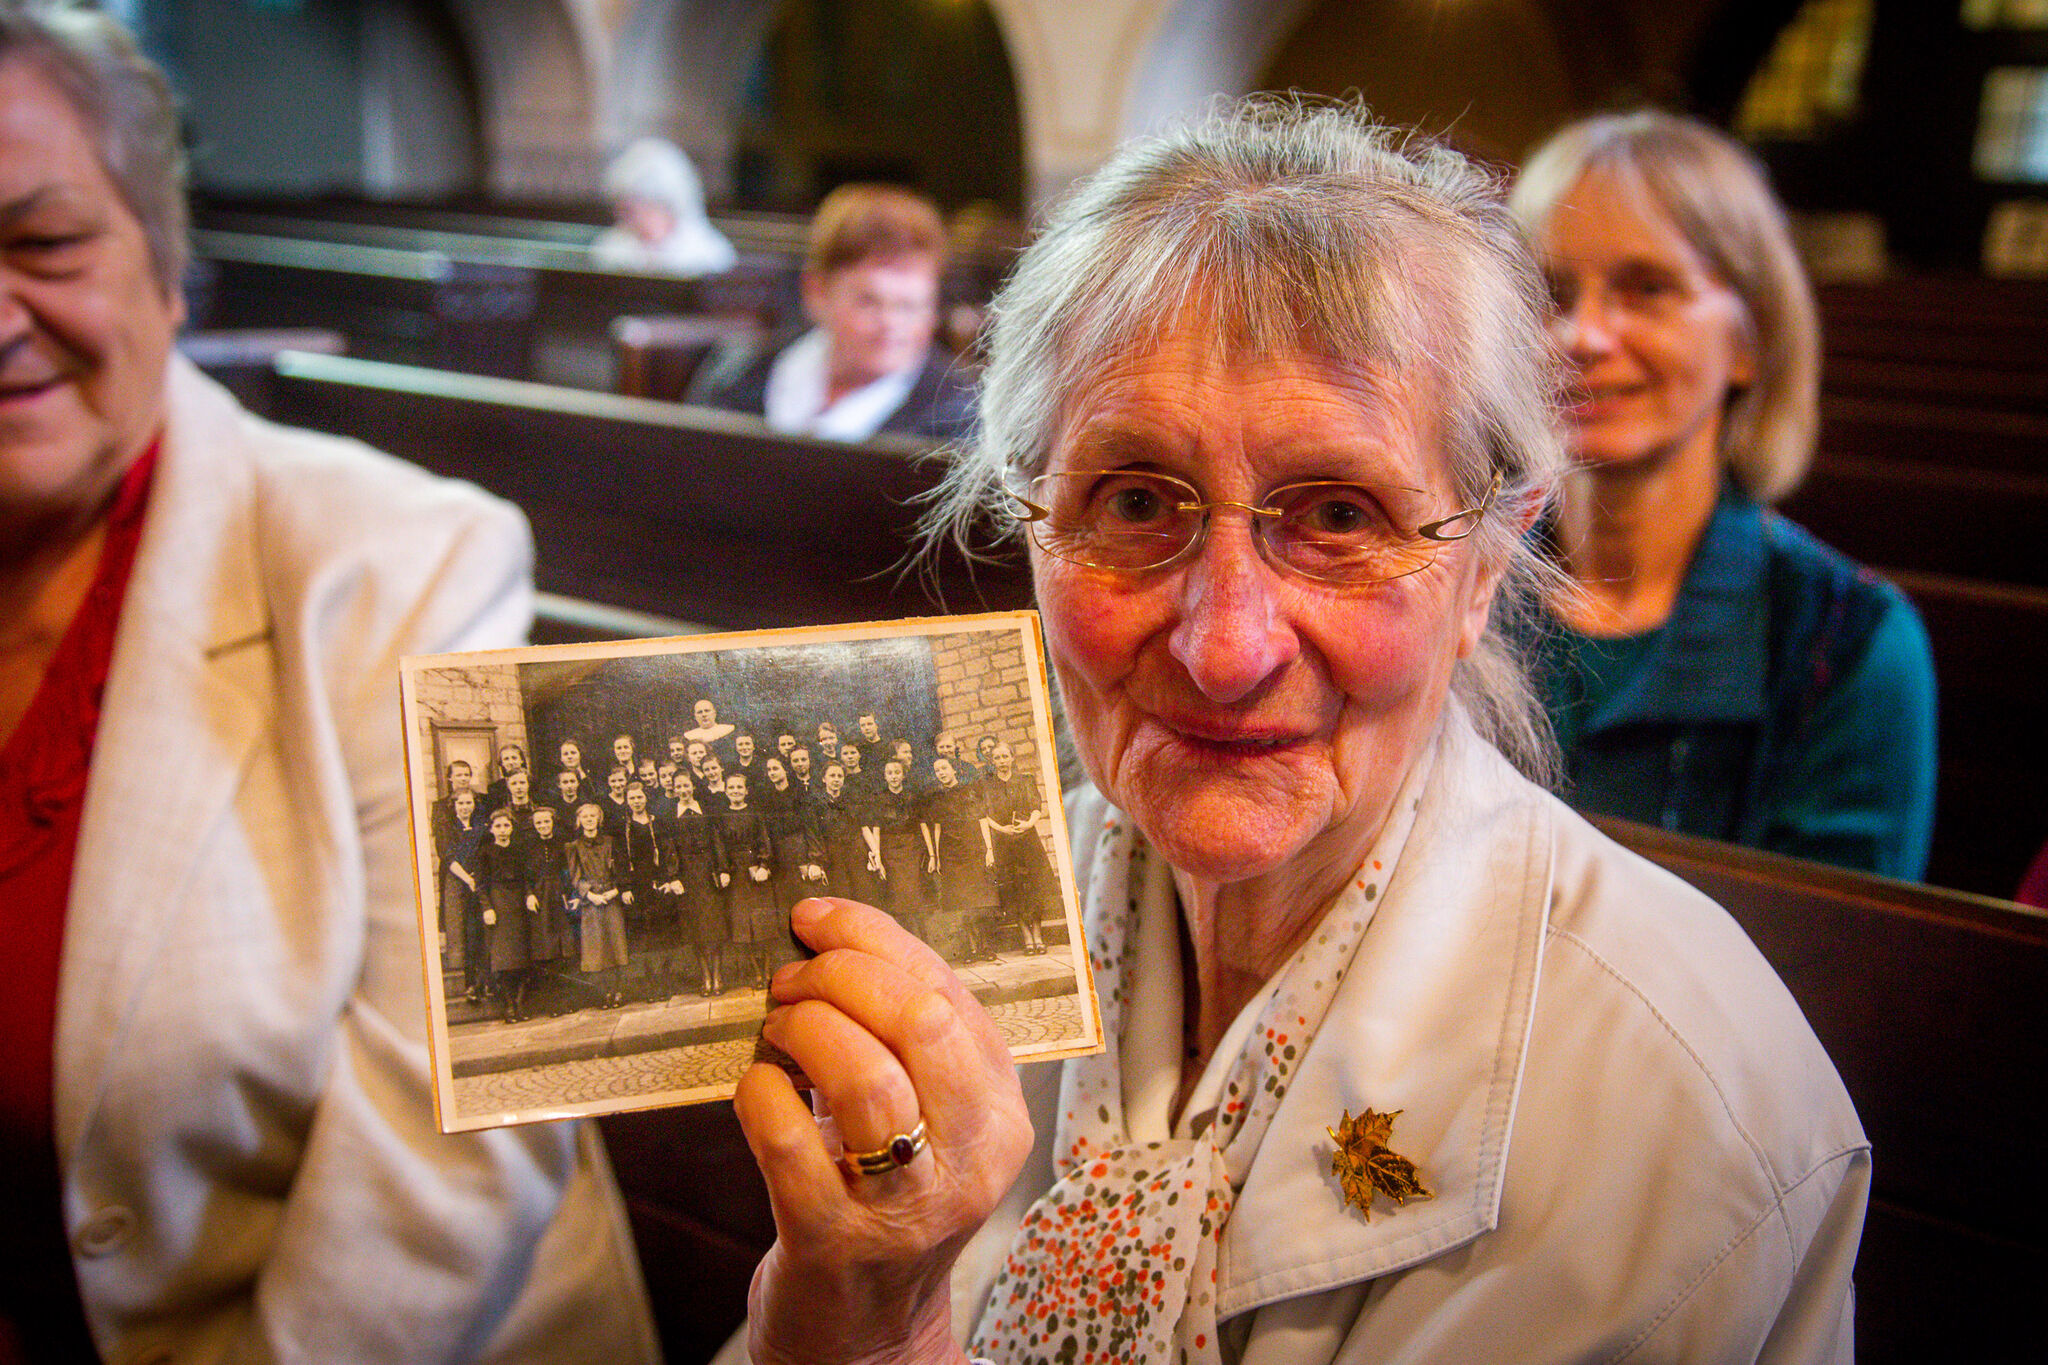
<box><xmin>1036</xmin><ymin>564</ymin><xmax>1151</xmax><ymax>786</ymax></box>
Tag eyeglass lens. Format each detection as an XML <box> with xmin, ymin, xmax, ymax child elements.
<box><xmin>1027</xmin><ymin>471</ymin><xmax>1449</xmax><ymax>584</ymax></box>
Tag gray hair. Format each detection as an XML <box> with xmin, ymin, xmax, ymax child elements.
<box><xmin>1509</xmin><ymin>110</ymin><xmax>1819</xmax><ymax>503</ymax></box>
<box><xmin>923</xmin><ymin>97</ymin><xmax>1567</xmax><ymax>781</ymax></box>
<box><xmin>0</xmin><ymin>2</ymin><xmax>188</xmax><ymax>297</ymax></box>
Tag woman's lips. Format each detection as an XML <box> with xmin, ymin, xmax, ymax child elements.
<box><xmin>0</xmin><ymin>371</ymin><xmax>66</xmax><ymax>404</ymax></box>
<box><xmin>1564</xmin><ymin>383</ymin><xmax>1639</xmax><ymax>421</ymax></box>
<box><xmin>1152</xmin><ymin>714</ymin><xmax>1309</xmax><ymax>755</ymax></box>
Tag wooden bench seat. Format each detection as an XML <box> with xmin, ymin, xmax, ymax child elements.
<box><xmin>1779</xmin><ymin>453</ymin><xmax>2048</xmax><ymax>588</ymax></box>
<box><xmin>1819</xmin><ymin>392</ymin><xmax>2048</xmax><ymax>479</ymax></box>
<box><xmin>261</xmin><ymin>350</ymin><xmax>1030</xmax><ymax>631</ymax></box>
<box><xmin>1598</xmin><ymin>818</ymin><xmax>2048</xmax><ymax>1365</ymax></box>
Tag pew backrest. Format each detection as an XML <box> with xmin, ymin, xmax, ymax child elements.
<box><xmin>1596</xmin><ymin>816</ymin><xmax>2048</xmax><ymax>1364</ymax></box>
<box><xmin>264</xmin><ymin>351</ymin><xmax>1030</xmax><ymax>630</ymax></box>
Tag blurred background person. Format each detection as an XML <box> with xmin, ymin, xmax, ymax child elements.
<box><xmin>1511</xmin><ymin>111</ymin><xmax>1937</xmax><ymax>879</ymax></box>
<box><xmin>590</xmin><ymin>135</ymin><xmax>736</xmax><ymax>277</ymax></box>
<box><xmin>0</xmin><ymin>5</ymin><xmax>653</xmax><ymax>1358</ymax></box>
<box><xmin>694</xmin><ymin>183</ymin><xmax>975</xmax><ymax>442</ymax></box>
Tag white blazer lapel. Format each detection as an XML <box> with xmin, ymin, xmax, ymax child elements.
<box><xmin>55</xmin><ymin>360</ymin><xmax>277</xmax><ymax>1158</ymax></box>
<box><xmin>1216</xmin><ymin>721</ymin><xmax>1556</xmax><ymax>1319</ymax></box>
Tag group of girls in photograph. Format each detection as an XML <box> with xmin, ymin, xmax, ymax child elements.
<box><xmin>429</xmin><ymin>703</ymin><xmax>1060</xmax><ymax>1022</ymax></box>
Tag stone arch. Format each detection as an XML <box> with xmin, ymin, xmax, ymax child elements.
<box><xmin>447</xmin><ymin>0</ymin><xmax>605</xmax><ymax>198</ymax></box>
<box><xmin>605</xmin><ymin>0</ymin><xmax>781</xmax><ymax>198</ymax></box>
<box><xmin>986</xmin><ymin>0</ymin><xmax>1312</xmax><ymax>207</ymax></box>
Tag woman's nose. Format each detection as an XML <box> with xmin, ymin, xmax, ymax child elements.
<box><xmin>1554</xmin><ymin>288</ymin><xmax>1616</xmax><ymax>361</ymax></box>
<box><xmin>1166</xmin><ymin>518</ymin><xmax>1300</xmax><ymax>704</ymax></box>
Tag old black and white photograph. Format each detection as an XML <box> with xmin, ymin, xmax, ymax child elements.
<box><xmin>400</xmin><ymin>612</ymin><xmax>1096</xmax><ymax>1133</ymax></box>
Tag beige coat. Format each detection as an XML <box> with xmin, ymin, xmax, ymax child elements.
<box><xmin>56</xmin><ymin>359</ymin><xmax>660</xmax><ymax>1364</ymax></box>
<box><xmin>955</xmin><ymin>715</ymin><xmax>1868</xmax><ymax>1363</ymax></box>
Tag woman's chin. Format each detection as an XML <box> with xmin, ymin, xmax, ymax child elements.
<box><xmin>1124</xmin><ymin>779</ymin><xmax>1332</xmax><ymax>886</ymax></box>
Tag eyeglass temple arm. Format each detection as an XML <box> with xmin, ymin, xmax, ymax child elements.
<box><xmin>1416</xmin><ymin>470</ymin><xmax>1503</xmax><ymax>543</ymax></box>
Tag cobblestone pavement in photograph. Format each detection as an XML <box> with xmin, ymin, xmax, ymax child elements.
<box><xmin>451</xmin><ymin>991</ymin><xmax>1083</xmax><ymax>1119</ymax></box>
<box><xmin>444</xmin><ymin>943</ymin><xmax>1088</xmax><ymax>1122</ymax></box>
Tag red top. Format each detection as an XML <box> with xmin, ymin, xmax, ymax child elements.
<box><xmin>0</xmin><ymin>442</ymin><xmax>157</xmax><ymax>1362</ymax></box>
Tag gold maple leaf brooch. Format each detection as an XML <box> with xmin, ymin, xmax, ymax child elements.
<box><xmin>1327</xmin><ymin>1108</ymin><xmax>1434</xmax><ymax>1220</ymax></box>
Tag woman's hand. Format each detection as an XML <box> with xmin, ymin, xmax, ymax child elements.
<box><xmin>735</xmin><ymin>897</ymin><xmax>1033</xmax><ymax>1365</ymax></box>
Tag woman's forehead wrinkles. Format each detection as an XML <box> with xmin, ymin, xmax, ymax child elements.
<box><xmin>1058</xmin><ymin>374</ymin><xmax>1434</xmax><ymax>491</ymax></box>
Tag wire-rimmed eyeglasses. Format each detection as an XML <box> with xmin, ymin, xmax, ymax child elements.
<box><xmin>1011</xmin><ymin>468</ymin><xmax>1500</xmax><ymax>586</ymax></box>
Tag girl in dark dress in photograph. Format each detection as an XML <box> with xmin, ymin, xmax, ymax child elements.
<box><xmin>550</xmin><ymin>768</ymin><xmax>585</xmax><ymax>824</ymax></box>
<box><xmin>441</xmin><ymin>790</ymin><xmax>490</xmax><ymax>1001</ymax></box>
<box><xmin>759</xmin><ymin>757</ymin><xmax>826</xmax><ymax>974</ymax></box>
<box><xmin>500</xmin><ymin>769</ymin><xmax>539</xmax><ymax>843</ymax></box>
<box><xmin>921</xmin><ymin>756</ymin><xmax>999</xmax><ymax>962</ymax></box>
<box><xmin>818</xmin><ymin>761</ymin><xmax>881</xmax><ymax>906</ymax></box>
<box><xmin>619</xmin><ymin>781</ymin><xmax>676</xmax><ymax>1002</ymax></box>
<box><xmin>475</xmin><ymin>809</ymin><xmax>534</xmax><ymax>1021</ymax></box>
<box><xmin>711</xmin><ymin>772</ymin><xmax>778</xmax><ymax>990</ymax></box>
<box><xmin>667</xmin><ymin>771</ymin><xmax>724</xmax><ymax>996</ymax></box>
<box><xmin>982</xmin><ymin>741</ymin><xmax>1053</xmax><ymax>955</ymax></box>
<box><xmin>521</xmin><ymin>805</ymin><xmax>576</xmax><ymax>1016</ymax></box>
<box><xmin>556</xmin><ymin>738</ymin><xmax>597</xmax><ymax>806</ymax></box>
<box><xmin>870</xmin><ymin>759</ymin><xmax>934</xmax><ymax>941</ymax></box>
<box><xmin>600</xmin><ymin>767</ymin><xmax>632</xmax><ymax>838</ymax></box>
<box><xmin>485</xmin><ymin>744</ymin><xmax>528</xmax><ymax>814</ymax></box>
<box><xmin>566</xmin><ymin>802</ymin><xmax>628</xmax><ymax>1007</ymax></box>
<box><xmin>609</xmin><ymin>733</ymin><xmax>639</xmax><ymax>784</ymax></box>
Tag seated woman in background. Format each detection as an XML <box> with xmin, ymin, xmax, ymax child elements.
<box><xmin>692</xmin><ymin>183</ymin><xmax>976</xmax><ymax>443</ymax></box>
<box><xmin>1510</xmin><ymin>111</ymin><xmax>1937</xmax><ymax>879</ymax></box>
<box><xmin>721</xmin><ymin>99</ymin><xmax>1867</xmax><ymax>1365</ymax></box>
<box><xmin>590</xmin><ymin>135</ymin><xmax>736</xmax><ymax>277</ymax></box>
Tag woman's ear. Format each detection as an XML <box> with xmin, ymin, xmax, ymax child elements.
<box><xmin>1455</xmin><ymin>482</ymin><xmax>1546</xmax><ymax>660</ymax></box>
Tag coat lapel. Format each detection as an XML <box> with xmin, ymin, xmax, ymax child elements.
<box><xmin>1216</xmin><ymin>720</ymin><xmax>1554</xmax><ymax>1319</ymax></box>
<box><xmin>54</xmin><ymin>360</ymin><xmax>277</xmax><ymax>1159</ymax></box>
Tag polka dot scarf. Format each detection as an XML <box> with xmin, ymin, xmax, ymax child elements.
<box><xmin>972</xmin><ymin>767</ymin><xmax>1427</xmax><ymax>1365</ymax></box>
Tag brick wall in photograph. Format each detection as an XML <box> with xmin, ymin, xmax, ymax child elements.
<box><xmin>409</xmin><ymin>662</ymin><xmax>531</xmax><ymax>804</ymax></box>
<box><xmin>931</xmin><ymin>629</ymin><xmax>1057</xmax><ymax>865</ymax></box>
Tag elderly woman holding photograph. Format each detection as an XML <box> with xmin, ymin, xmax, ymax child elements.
<box><xmin>0</xmin><ymin>4</ymin><xmax>652</xmax><ymax>1358</ymax></box>
<box><xmin>724</xmin><ymin>101</ymin><xmax>1866</xmax><ymax>1365</ymax></box>
<box><xmin>1509</xmin><ymin>111</ymin><xmax>1936</xmax><ymax>879</ymax></box>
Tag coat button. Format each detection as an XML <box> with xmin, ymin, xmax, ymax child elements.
<box><xmin>74</xmin><ymin>1206</ymin><xmax>136</xmax><ymax>1257</ymax></box>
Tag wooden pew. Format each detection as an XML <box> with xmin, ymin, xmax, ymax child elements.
<box><xmin>261</xmin><ymin>351</ymin><xmax>1030</xmax><ymax>631</ymax></box>
<box><xmin>1816</xmin><ymin>276</ymin><xmax>2048</xmax><ymax>418</ymax></box>
<box><xmin>1597</xmin><ymin>817</ymin><xmax>2048</xmax><ymax>1365</ymax></box>
<box><xmin>190</xmin><ymin>228</ymin><xmax>801</xmax><ymax>389</ymax></box>
<box><xmin>1888</xmin><ymin>571</ymin><xmax>2048</xmax><ymax>898</ymax></box>
<box><xmin>1779</xmin><ymin>454</ymin><xmax>2048</xmax><ymax>588</ymax></box>
<box><xmin>1819</xmin><ymin>392</ymin><xmax>2048</xmax><ymax>480</ymax></box>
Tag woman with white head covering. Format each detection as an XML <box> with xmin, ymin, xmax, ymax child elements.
<box><xmin>592</xmin><ymin>135</ymin><xmax>737</xmax><ymax>277</ymax></box>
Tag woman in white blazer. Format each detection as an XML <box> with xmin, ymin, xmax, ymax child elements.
<box><xmin>0</xmin><ymin>8</ymin><xmax>655</xmax><ymax>1360</ymax></box>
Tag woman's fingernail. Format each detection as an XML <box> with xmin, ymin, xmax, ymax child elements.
<box><xmin>791</xmin><ymin>897</ymin><xmax>831</xmax><ymax>928</ymax></box>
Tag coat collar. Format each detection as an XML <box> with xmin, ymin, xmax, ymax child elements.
<box><xmin>55</xmin><ymin>357</ymin><xmax>278</xmax><ymax>1155</ymax></box>
<box><xmin>1574</xmin><ymin>481</ymin><xmax>1770</xmax><ymax>731</ymax></box>
<box><xmin>1212</xmin><ymin>717</ymin><xmax>1554</xmax><ymax>1320</ymax></box>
